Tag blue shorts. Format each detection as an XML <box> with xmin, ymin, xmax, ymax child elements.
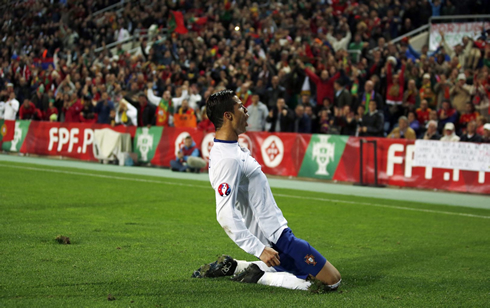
<box><xmin>271</xmin><ymin>228</ymin><xmax>327</xmax><ymax>279</ymax></box>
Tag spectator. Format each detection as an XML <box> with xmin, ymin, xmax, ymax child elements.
<box><xmin>386</xmin><ymin>59</ymin><xmax>406</xmax><ymax>128</ymax></box>
<box><xmin>63</xmin><ymin>94</ymin><xmax>83</xmax><ymax>123</ymax></box>
<box><xmin>332</xmin><ymin>105</ymin><xmax>357</xmax><ymax>136</ymax></box>
<box><xmin>147</xmin><ymin>86</ymin><xmax>174</xmax><ymax>127</ymax></box>
<box><xmin>482</xmin><ymin>123</ymin><xmax>490</xmax><ymax>143</ymax></box>
<box><xmin>197</xmin><ymin>107</ymin><xmax>214</xmax><ymax>132</ymax></box>
<box><xmin>95</xmin><ymin>92</ymin><xmax>115</xmax><ymax>124</ymax></box>
<box><xmin>297</xmin><ymin>59</ymin><xmax>340</xmax><ymax>106</ymax></box>
<box><xmin>419</xmin><ymin>74</ymin><xmax>436</xmax><ymax>108</ymax></box>
<box><xmin>44</xmin><ymin>99</ymin><xmax>59</xmax><ymax>122</ymax></box>
<box><xmin>433</xmin><ymin>73</ymin><xmax>453</xmax><ymax>108</ymax></box>
<box><xmin>442</xmin><ymin>0</ymin><xmax>457</xmax><ymax>15</ymax></box>
<box><xmin>188</xmin><ymin>84</ymin><xmax>202</xmax><ymax>119</ymax></box>
<box><xmin>318</xmin><ymin>109</ymin><xmax>332</xmax><ymax>134</ymax></box>
<box><xmin>115</xmin><ymin>19</ymin><xmax>130</xmax><ymax>43</ymax></box>
<box><xmin>171</xmin><ymin>85</ymin><xmax>189</xmax><ymax>112</ymax></box>
<box><xmin>437</xmin><ymin>100</ymin><xmax>458</xmax><ymax>130</ymax></box>
<box><xmin>4</xmin><ymin>92</ymin><xmax>19</xmax><ymax>120</ymax></box>
<box><xmin>440</xmin><ymin>31</ymin><xmax>475</xmax><ymax>70</ymax></box>
<box><xmin>429</xmin><ymin>0</ymin><xmax>443</xmax><ymax>16</ymax></box>
<box><xmin>19</xmin><ymin>99</ymin><xmax>40</xmax><ymax>120</ymax></box>
<box><xmin>266</xmin><ymin>98</ymin><xmax>294</xmax><ymax>133</ymax></box>
<box><xmin>422</xmin><ymin>120</ymin><xmax>441</xmax><ymax>140</ymax></box>
<box><xmin>459</xmin><ymin>102</ymin><xmax>480</xmax><ymax>134</ymax></box>
<box><xmin>170</xmin><ymin>135</ymin><xmax>207</xmax><ymax>173</ymax></box>
<box><xmin>327</xmin><ymin>24</ymin><xmax>352</xmax><ymax>51</ymax></box>
<box><xmin>174</xmin><ymin>99</ymin><xmax>197</xmax><ymax>128</ymax></box>
<box><xmin>450</xmin><ymin>74</ymin><xmax>472</xmax><ymax>114</ymax></box>
<box><xmin>440</xmin><ymin>122</ymin><xmax>460</xmax><ymax>142</ymax></box>
<box><xmin>388</xmin><ymin>116</ymin><xmax>416</xmax><ymax>140</ymax></box>
<box><xmin>333</xmin><ymin>79</ymin><xmax>352</xmax><ymax>109</ymax></box>
<box><xmin>408</xmin><ymin>111</ymin><xmax>421</xmax><ymax>135</ymax></box>
<box><xmin>305</xmin><ymin>105</ymin><xmax>318</xmax><ymax>133</ymax></box>
<box><xmin>31</xmin><ymin>86</ymin><xmax>50</xmax><ymax>114</ymax></box>
<box><xmin>403</xmin><ymin>79</ymin><xmax>421</xmax><ymax>109</ymax></box>
<box><xmin>265</xmin><ymin>76</ymin><xmax>286</xmax><ymax>110</ymax></box>
<box><xmin>358</xmin><ymin>101</ymin><xmax>384</xmax><ymax>137</ymax></box>
<box><xmin>316</xmin><ymin>97</ymin><xmax>334</xmax><ymax>118</ymax></box>
<box><xmin>476</xmin><ymin>116</ymin><xmax>487</xmax><ymax>136</ymax></box>
<box><xmin>460</xmin><ymin>121</ymin><xmax>482</xmax><ymax>143</ymax></box>
<box><xmin>138</xmin><ymin>93</ymin><xmax>156</xmax><ymax>127</ymax></box>
<box><xmin>115</xmin><ymin>100</ymin><xmax>138</xmax><ymax>126</ymax></box>
<box><xmin>247</xmin><ymin>94</ymin><xmax>268</xmax><ymax>132</ymax></box>
<box><xmin>0</xmin><ymin>99</ymin><xmax>4</xmax><ymax>120</ymax></box>
<box><xmin>293</xmin><ymin>105</ymin><xmax>311</xmax><ymax>134</ymax></box>
<box><xmin>299</xmin><ymin>94</ymin><xmax>315</xmax><ymax>109</ymax></box>
<box><xmin>416</xmin><ymin>100</ymin><xmax>432</xmax><ymax>126</ymax></box>
<box><xmin>80</xmin><ymin>96</ymin><xmax>96</xmax><ymax>123</ymax></box>
<box><xmin>358</xmin><ymin>80</ymin><xmax>384</xmax><ymax>114</ymax></box>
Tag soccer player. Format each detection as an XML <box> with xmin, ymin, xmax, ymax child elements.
<box><xmin>192</xmin><ymin>90</ymin><xmax>341</xmax><ymax>292</ymax></box>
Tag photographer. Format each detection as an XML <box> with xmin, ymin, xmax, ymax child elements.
<box><xmin>266</xmin><ymin>98</ymin><xmax>294</xmax><ymax>132</ymax></box>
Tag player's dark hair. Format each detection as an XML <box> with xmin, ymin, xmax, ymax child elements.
<box><xmin>206</xmin><ymin>90</ymin><xmax>236</xmax><ymax>130</ymax></box>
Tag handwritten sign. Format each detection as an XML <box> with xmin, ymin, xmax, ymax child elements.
<box><xmin>429</xmin><ymin>22</ymin><xmax>490</xmax><ymax>51</ymax></box>
<box><xmin>413</xmin><ymin>140</ymin><xmax>490</xmax><ymax>172</ymax></box>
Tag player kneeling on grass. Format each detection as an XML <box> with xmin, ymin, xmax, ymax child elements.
<box><xmin>191</xmin><ymin>90</ymin><xmax>341</xmax><ymax>292</ymax></box>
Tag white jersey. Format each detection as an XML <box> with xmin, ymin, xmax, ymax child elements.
<box><xmin>4</xmin><ymin>99</ymin><xmax>19</xmax><ymax>120</ymax></box>
<box><xmin>209</xmin><ymin>139</ymin><xmax>288</xmax><ymax>258</ymax></box>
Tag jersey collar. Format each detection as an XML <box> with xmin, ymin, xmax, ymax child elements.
<box><xmin>214</xmin><ymin>138</ymin><xmax>238</xmax><ymax>144</ymax></box>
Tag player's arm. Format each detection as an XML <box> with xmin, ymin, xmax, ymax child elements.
<box><xmin>213</xmin><ymin>158</ymin><xmax>267</xmax><ymax>259</ymax></box>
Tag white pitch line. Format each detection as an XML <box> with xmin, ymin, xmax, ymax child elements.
<box><xmin>2</xmin><ymin>163</ymin><xmax>490</xmax><ymax>220</ymax></box>
<box><xmin>273</xmin><ymin>194</ymin><xmax>490</xmax><ymax>220</ymax></box>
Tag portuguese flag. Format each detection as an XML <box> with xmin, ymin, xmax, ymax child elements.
<box><xmin>0</xmin><ymin>120</ymin><xmax>15</xmax><ymax>142</ymax></box>
<box><xmin>169</xmin><ymin>11</ymin><xmax>188</xmax><ymax>34</ymax></box>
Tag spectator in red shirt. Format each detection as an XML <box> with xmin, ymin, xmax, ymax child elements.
<box><xmin>416</xmin><ymin>100</ymin><xmax>431</xmax><ymax>126</ymax></box>
<box><xmin>197</xmin><ymin>107</ymin><xmax>215</xmax><ymax>132</ymax></box>
<box><xmin>458</xmin><ymin>102</ymin><xmax>479</xmax><ymax>134</ymax></box>
<box><xmin>297</xmin><ymin>59</ymin><xmax>341</xmax><ymax>106</ymax></box>
<box><xmin>63</xmin><ymin>94</ymin><xmax>83</xmax><ymax>123</ymax></box>
<box><xmin>44</xmin><ymin>99</ymin><xmax>58</xmax><ymax>121</ymax></box>
<box><xmin>19</xmin><ymin>99</ymin><xmax>41</xmax><ymax>120</ymax></box>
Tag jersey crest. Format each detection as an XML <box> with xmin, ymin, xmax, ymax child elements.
<box><xmin>304</xmin><ymin>254</ymin><xmax>317</xmax><ymax>266</ymax></box>
<box><xmin>218</xmin><ymin>183</ymin><xmax>231</xmax><ymax>197</ymax></box>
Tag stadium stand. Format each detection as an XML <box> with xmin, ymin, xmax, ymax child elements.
<box><xmin>1</xmin><ymin>0</ymin><xmax>490</xmax><ymax>142</ymax></box>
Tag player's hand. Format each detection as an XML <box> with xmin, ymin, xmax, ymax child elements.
<box><xmin>260</xmin><ymin>247</ymin><xmax>280</xmax><ymax>267</ymax></box>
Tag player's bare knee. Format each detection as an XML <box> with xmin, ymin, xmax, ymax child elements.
<box><xmin>316</xmin><ymin>262</ymin><xmax>341</xmax><ymax>285</ymax></box>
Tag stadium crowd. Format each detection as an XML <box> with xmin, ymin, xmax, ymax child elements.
<box><xmin>1</xmin><ymin>0</ymin><xmax>490</xmax><ymax>143</ymax></box>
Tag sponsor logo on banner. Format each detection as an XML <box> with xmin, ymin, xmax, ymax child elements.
<box><xmin>298</xmin><ymin>135</ymin><xmax>347</xmax><ymax>179</ymax></box>
<box><xmin>313</xmin><ymin>135</ymin><xmax>335</xmax><ymax>175</ymax></box>
<box><xmin>1</xmin><ymin>120</ymin><xmax>30</xmax><ymax>152</ymax></box>
<box><xmin>174</xmin><ymin>132</ymin><xmax>190</xmax><ymax>156</ymax></box>
<box><xmin>137</xmin><ymin>128</ymin><xmax>153</xmax><ymax>161</ymax></box>
<box><xmin>261</xmin><ymin>135</ymin><xmax>284</xmax><ymax>168</ymax></box>
<box><xmin>48</xmin><ymin>127</ymin><xmax>94</xmax><ymax>154</ymax></box>
<box><xmin>134</xmin><ymin>126</ymin><xmax>162</xmax><ymax>162</ymax></box>
<box><xmin>201</xmin><ymin>132</ymin><xmax>215</xmax><ymax>160</ymax></box>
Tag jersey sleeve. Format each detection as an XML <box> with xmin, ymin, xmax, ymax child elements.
<box><xmin>213</xmin><ymin>158</ymin><xmax>266</xmax><ymax>258</ymax></box>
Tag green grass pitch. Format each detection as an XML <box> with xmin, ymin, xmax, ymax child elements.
<box><xmin>0</xmin><ymin>161</ymin><xmax>489</xmax><ymax>307</ymax></box>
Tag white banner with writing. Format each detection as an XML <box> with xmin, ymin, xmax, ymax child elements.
<box><xmin>429</xmin><ymin>22</ymin><xmax>490</xmax><ymax>51</ymax></box>
<box><xmin>413</xmin><ymin>140</ymin><xmax>490</xmax><ymax>172</ymax></box>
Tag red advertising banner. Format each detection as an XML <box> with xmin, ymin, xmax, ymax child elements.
<box><xmin>150</xmin><ymin>127</ymin><xmax>205</xmax><ymax>167</ymax></box>
<box><xmin>333</xmin><ymin>138</ymin><xmax>490</xmax><ymax>194</ymax></box>
<box><xmin>247</xmin><ymin>132</ymin><xmax>310</xmax><ymax>177</ymax></box>
<box><xmin>23</xmin><ymin>122</ymin><xmax>136</xmax><ymax>161</ymax></box>
<box><xmin>155</xmin><ymin>131</ymin><xmax>311</xmax><ymax>177</ymax></box>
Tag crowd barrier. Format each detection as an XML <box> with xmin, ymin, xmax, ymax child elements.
<box><xmin>1</xmin><ymin>120</ymin><xmax>489</xmax><ymax>195</ymax></box>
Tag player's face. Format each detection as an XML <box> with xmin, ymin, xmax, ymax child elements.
<box><xmin>232</xmin><ymin>96</ymin><xmax>249</xmax><ymax>135</ymax></box>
